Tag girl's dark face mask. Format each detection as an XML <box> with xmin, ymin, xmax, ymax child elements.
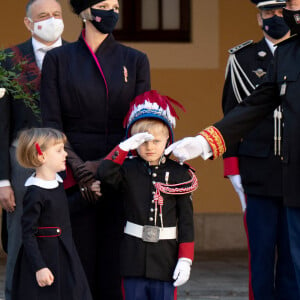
<box><xmin>282</xmin><ymin>7</ymin><xmax>300</xmax><ymax>35</ymax></box>
<box><xmin>90</xmin><ymin>8</ymin><xmax>119</xmax><ymax>34</ymax></box>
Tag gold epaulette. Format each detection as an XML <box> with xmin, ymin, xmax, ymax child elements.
<box><xmin>199</xmin><ymin>126</ymin><xmax>226</xmax><ymax>159</ymax></box>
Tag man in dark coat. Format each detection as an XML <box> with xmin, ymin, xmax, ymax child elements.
<box><xmin>222</xmin><ymin>1</ymin><xmax>298</xmax><ymax>298</ymax></box>
<box><xmin>0</xmin><ymin>1</ymin><xmax>65</xmax><ymax>299</ymax></box>
<box><xmin>165</xmin><ymin>0</ymin><xmax>300</xmax><ymax>296</ymax></box>
<box><xmin>40</xmin><ymin>1</ymin><xmax>151</xmax><ymax>298</ymax></box>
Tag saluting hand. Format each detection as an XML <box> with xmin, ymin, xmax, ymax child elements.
<box><xmin>119</xmin><ymin>132</ymin><xmax>154</xmax><ymax>151</ymax></box>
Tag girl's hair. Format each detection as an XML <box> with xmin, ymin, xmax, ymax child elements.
<box><xmin>16</xmin><ymin>128</ymin><xmax>67</xmax><ymax>169</ymax></box>
<box><xmin>130</xmin><ymin>118</ymin><xmax>169</xmax><ymax>137</ymax></box>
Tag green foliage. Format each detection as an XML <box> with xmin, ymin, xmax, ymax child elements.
<box><xmin>0</xmin><ymin>49</ymin><xmax>40</xmax><ymax>121</ymax></box>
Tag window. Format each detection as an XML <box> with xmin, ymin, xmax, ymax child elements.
<box><xmin>114</xmin><ymin>0</ymin><xmax>191</xmax><ymax>42</ymax></box>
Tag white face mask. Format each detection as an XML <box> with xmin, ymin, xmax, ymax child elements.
<box><xmin>29</xmin><ymin>17</ymin><xmax>64</xmax><ymax>42</ymax></box>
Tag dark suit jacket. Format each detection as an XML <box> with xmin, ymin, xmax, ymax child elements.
<box><xmin>0</xmin><ymin>39</ymin><xmax>40</xmax><ymax>180</ymax></box>
<box><xmin>222</xmin><ymin>38</ymin><xmax>282</xmax><ymax>197</ymax></box>
<box><xmin>214</xmin><ymin>35</ymin><xmax>300</xmax><ymax>207</ymax></box>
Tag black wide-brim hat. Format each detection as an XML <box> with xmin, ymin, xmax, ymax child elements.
<box><xmin>70</xmin><ymin>0</ymin><xmax>104</xmax><ymax>14</ymax></box>
<box><xmin>250</xmin><ymin>0</ymin><xmax>286</xmax><ymax>9</ymax></box>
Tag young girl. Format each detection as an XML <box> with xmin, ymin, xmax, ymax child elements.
<box><xmin>93</xmin><ymin>90</ymin><xmax>198</xmax><ymax>300</ymax></box>
<box><xmin>12</xmin><ymin>128</ymin><xmax>92</xmax><ymax>300</ymax></box>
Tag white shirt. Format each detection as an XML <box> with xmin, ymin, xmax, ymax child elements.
<box><xmin>32</xmin><ymin>37</ymin><xmax>62</xmax><ymax>70</ymax></box>
<box><xmin>264</xmin><ymin>37</ymin><xmax>276</xmax><ymax>55</ymax></box>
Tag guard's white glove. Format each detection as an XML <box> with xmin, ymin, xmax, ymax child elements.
<box><xmin>165</xmin><ymin>135</ymin><xmax>212</xmax><ymax>163</ymax></box>
<box><xmin>173</xmin><ymin>258</ymin><xmax>192</xmax><ymax>287</ymax></box>
<box><xmin>0</xmin><ymin>88</ymin><xmax>6</xmax><ymax>99</ymax></box>
<box><xmin>228</xmin><ymin>174</ymin><xmax>246</xmax><ymax>212</ymax></box>
<box><xmin>119</xmin><ymin>132</ymin><xmax>154</xmax><ymax>152</ymax></box>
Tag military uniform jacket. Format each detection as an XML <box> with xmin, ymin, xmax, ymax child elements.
<box><xmin>40</xmin><ymin>33</ymin><xmax>151</xmax><ymax>162</ymax></box>
<box><xmin>12</xmin><ymin>175</ymin><xmax>92</xmax><ymax>300</ymax></box>
<box><xmin>222</xmin><ymin>38</ymin><xmax>282</xmax><ymax>197</ymax></box>
<box><xmin>214</xmin><ymin>35</ymin><xmax>300</xmax><ymax>207</ymax></box>
<box><xmin>97</xmin><ymin>153</ymin><xmax>194</xmax><ymax>282</ymax></box>
<box><xmin>0</xmin><ymin>39</ymin><xmax>41</xmax><ymax>180</ymax></box>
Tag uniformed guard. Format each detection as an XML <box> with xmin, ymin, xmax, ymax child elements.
<box><xmin>95</xmin><ymin>90</ymin><xmax>198</xmax><ymax>300</ymax></box>
<box><xmin>166</xmin><ymin>1</ymin><xmax>300</xmax><ymax>299</ymax></box>
<box><xmin>221</xmin><ymin>1</ymin><xmax>299</xmax><ymax>299</ymax></box>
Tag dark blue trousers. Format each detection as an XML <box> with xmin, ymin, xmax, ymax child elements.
<box><xmin>246</xmin><ymin>195</ymin><xmax>298</xmax><ymax>300</ymax></box>
<box><xmin>286</xmin><ymin>207</ymin><xmax>300</xmax><ymax>295</ymax></box>
<box><xmin>123</xmin><ymin>277</ymin><xmax>176</xmax><ymax>300</ymax></box>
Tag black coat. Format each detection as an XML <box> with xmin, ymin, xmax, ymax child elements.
<box><xmin>97</xmin><ymin>156</ymin><xmax>194</xmax><ymax>282</ymax></box>
<box><xmin>0</xmin><ymin>39</ymin><xmax>41</xmax><ymax>181</ymax></box>
<box><xmin>214</xmin><ymin>35</ymin><xmax>300</xmax><ymax>207</ymax></box>
<box><xmin>222</xmin><ymin>38</ymin><xmax>282</xmax><ymax>197</ymax></box>
<box><xmin>12</xmin><ymin>178</ymin><xmax>92</xmax><ymax>300</ymax></box>
<box><xmin>40</xmin><ymin>33</ymin><xmax>151</xmax><ymax>161</ymax></box>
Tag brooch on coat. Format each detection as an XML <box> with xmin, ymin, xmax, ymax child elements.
<box><xmin>123</xmin><ymin>66</ymin><xmax>128</xmax><ymax>83</ymax></box>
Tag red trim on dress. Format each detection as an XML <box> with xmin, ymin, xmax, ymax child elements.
<box><xmin>36</xmin><ymin>226</ymin><xmax>62</xmax><ymax>238</ymax></box>
<box><xmin>178</xmin><ymin>242</ymin><xmax>194</xmax><ymax>261</ymax></box>
<box><xmin>223</xmin><ymin>157</ymin><xmax>240</xmax><ymax>177</ymax></box>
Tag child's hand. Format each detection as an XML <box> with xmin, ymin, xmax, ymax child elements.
<box><xmin>173</xmin><ymin>258</ymin><xmax>192</xmax><ymax>287</ymax></box>
<box><xmin>119</xmin><ymin>132</ymin><xmax>154</xmax><ymax>151</ymax></box>
<box><xmin>36</xmin><ymin>267</ymin><xmax>54</xmax><ymax>287</ymax></box>
<box><xmin>91</xmin><ymin>180</ymin><xmax>102</xmax><ymax>196</ymax></box>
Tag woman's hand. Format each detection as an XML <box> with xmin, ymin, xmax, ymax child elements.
<box><xmin>36</xmin><ymin>267</ymin><xmax>54</xmax><ymax>287</ymax></box>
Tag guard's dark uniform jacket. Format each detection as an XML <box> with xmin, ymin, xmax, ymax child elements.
<box><xmin>222</xmin><ymin>38</ymin><xmax>282</xmax><ymax>197</ymax></box>
<box><xmin>97</xmin><ymin>147</ymin><xmax>195</xmax><ymax>282</ymax></box>
<box><xmin>210</xmin><ymin>34</ymin><xmax>300</xmax><ymax>207</ymax></box>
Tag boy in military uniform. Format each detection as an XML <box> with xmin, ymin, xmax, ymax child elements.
<box><xmin>92</xmin><ymin>90</ymin><xmax>198</xmax><ymax>300</ymax></box>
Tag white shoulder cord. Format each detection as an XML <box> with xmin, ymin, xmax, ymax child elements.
<box><xmin>227</xmin><ymin>54</ymin><xmax>256</xmax><ymax>103</ymax></box>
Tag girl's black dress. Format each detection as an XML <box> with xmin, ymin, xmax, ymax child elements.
<box><xmin>12</xmin><ymin>174</ymin><xmax>92</xmax><ymax>300</ymax></box>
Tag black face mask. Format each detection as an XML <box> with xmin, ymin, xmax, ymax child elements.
<box><xmin>90</xmin><ymin>8</ymin><xmax>119</xmax><ymax>34</ymax></box>
<box><xmin>262</xmin><ymin>15</ymin><xmax>290</xmax><ymax>39</ymax></box>
<box><xmin>282</xmin><ymin>8</ymin><xmax>300</xmax><ymax>35</ymax></box>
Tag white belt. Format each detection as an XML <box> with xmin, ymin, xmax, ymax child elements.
<box><xmin>124</xmin><ymin>221</ymin><xmax>177</xmax><ymax>241</ymax></box>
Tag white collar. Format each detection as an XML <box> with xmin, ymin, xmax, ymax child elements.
<box><xmin>264</xmin><ymin>37</ymin><xmax>276</xmax><ymax>55</ymax></box>
<box><xmin>32</xmin><ymin>37</ymin><xmax>62</xmax><ymax>53</ymax></box>
<box><xmin>25</xmin><ymin>173</ymin><xmax>63</xmax><ymax>189</ymax></box>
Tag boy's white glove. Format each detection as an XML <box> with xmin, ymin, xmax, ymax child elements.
<box><xmin>228</xmin><ymin>174</ymin><xmax>246</xmax><ymax>212</ymax></box>
<box><xmin>119</xmin><ymin>132</ymin><xmax>154</xmax><ymax>152</ymax></box>
<box><xmin>173</xmin><ymin>258</ymin><xmax>192</xmax><ymax>287</ymax></box>
<box><xmin>0</xmin><ymin>88</ymin><xmax>6</xmax><ymax>99</ymax></box>
<box><xmin>165</xmin><ymin>135</ymin><xmax>212</xmax><ymax>163</ymax></box>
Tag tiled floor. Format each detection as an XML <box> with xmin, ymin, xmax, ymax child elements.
<box><xmin>0</xmin><ymin>253</ymin><xmax>248</xmax><ymax>300</ymax></box>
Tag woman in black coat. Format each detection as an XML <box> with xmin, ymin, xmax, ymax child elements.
<box><xmin>40</xmin><ymin>1</ymin><xmax>151</xmax><ymax>299</ymax></box>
